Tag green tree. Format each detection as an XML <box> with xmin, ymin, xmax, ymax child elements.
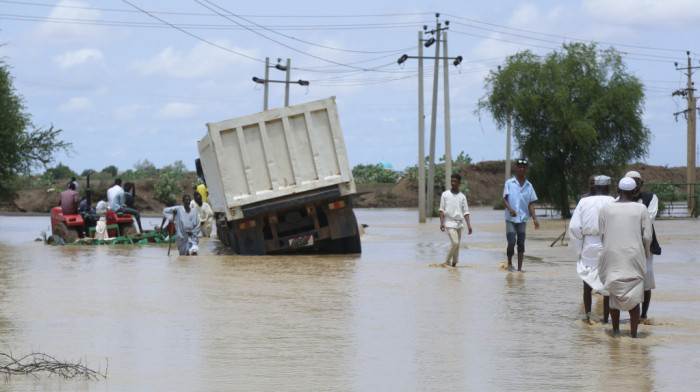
<box><xmin>133</xmin><ymin>159</ymin><xmax>157</xmax><ymax>177</ymax></box>
<box><xmin>101</xmin><ymin>165</ymin><xmax>118</xmax><ymax>177</ymax></box>
<box><xmin>80</xmin><ymin>169</ymin><xmax>96</xmax><ymax>177</ymax></box>
<box><xmin>160</xmin><ymin>160</ymin><xmax>187</xmax><ymax>180</ymax></box>
<box><xmin>477</xmin><ymin>43</ymin><xmax>650</xmax><ymax>217</ymax></box>
<box><xmin>0</xmin><ymin>59</ymin><xmax>72</xmax><ymax>197</ymax></box>
<box><xmin>352</xmin><ymin>163</ymin><xmax>399</xmax><ymax>184</ymax></box>
<box><xmin>43</xmin><ymin>163</ymin><xmax>77</xmax><ymax>182</ymax></box>
<box><xmin>154</xmin><ymin>169</ymin><xmax>181</xmax><ymax>205</ymax></box>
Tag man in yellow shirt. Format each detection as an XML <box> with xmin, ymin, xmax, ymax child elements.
<box><xmin>196</xmin><ymin>178</ymin><xmax>208</xmax><ymax>203</ymax></box>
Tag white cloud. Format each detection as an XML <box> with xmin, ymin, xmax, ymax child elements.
<box><xmin>53</xmin><ymin>49</ymin><xmax>104</xmax><ymax>69</ymax></box>
<box><xmin>582</xmin><ymin>0</ymin><xmax>700</xmax><ymax>28</ymax></box>
<box><xmin>508</xmin><ymin>3</ymin><xmax>540</xmax><ymax>27</ymax></box>
<box><xmin>154</xmin><ymin>102</ymin><xmax>199</xmax><ymax>120</ymax></box>
<box><xmin>58</xmin><ymin>97</ymin><xmax>93</xmax><ymax>113</ymax></box>
<box><xmin>113</xmin><ymin>104</ymin><xmax>146</xmax><ymax>122</ymax></box>
<box><xmin>132</xmin><ymin>40</ymin><xmax>257</xmax><ymax>79</ymax></box>
<box><xmin>35</xmin><ymin>0</ymin><xmax>104</xmax><ymax>44</ymax></box>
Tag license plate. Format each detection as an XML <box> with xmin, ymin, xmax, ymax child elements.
<box><xmin>289</xmin><ymin>234</ymin><xmax>313</xmax><ymax>249</ymax></box>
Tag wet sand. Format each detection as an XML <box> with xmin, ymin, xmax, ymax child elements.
<box><xmin>0</xmin><ymin>208</ymin><xmax>698</xmax><ymax>391</ymax></box>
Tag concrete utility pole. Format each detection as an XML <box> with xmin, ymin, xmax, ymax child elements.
<box><xmin>674</xmin><ymin>52</ymin><xmax>699</xmax><ymax>212</ymax></box>
<box><xmin>442</xmin><ymin>31</ymin><xmax>452</xmax><ymax>190</ymax></box>
<box><xmin>417</xmin><ymin>32</ymin><xmax>426</xmax><ymax>223</ymax></box>
<box><xmin>253</xmin><ymin>58</ymin><xmax>308</xmax><ymax>110</ymax></box>
<box><xmin>506</xmin><ymin>113</ymin><xmax>512</xmax><ymax>180</ymax></box>
<box><xmin>397</xmin><ymin>14</ymin><xmax>462</xmax><ymax>222</ymax></box>
<box><xmin>427</xmin><ymin>21</ymin><xmax>441</xmax><ymax>219</ymax></box>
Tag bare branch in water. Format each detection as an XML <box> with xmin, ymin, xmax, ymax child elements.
<box><xmin>0</xmin><ymin>352</ymin><xmax>107</xmax><ymax>381</ymax></box>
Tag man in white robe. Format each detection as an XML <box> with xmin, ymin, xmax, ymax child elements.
<box><xmin>163</xmin><ymin>194</ymin><xmax>201</xmax><ymax>256</ymax></box>
<box><xmin>569</xmin><ymin>175</ymin><xmax>614</xmax><ymax>323</ymax></box>
<box><xmin>190</xmin><ymin>192</ymin><xmax>214</xmax><ymax>237</ymax></box>
<box><xmin>598</xmin><ymin>177</ymin><xmax>652</xmax><ymax>338</ymax></box>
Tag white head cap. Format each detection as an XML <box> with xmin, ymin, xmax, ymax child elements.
<box><xmin>625</xmin><ymin>171</ymin><xmax>642</xmax><ymax>180</ymax></box>
<box><xmin>594</xmin><ymin>175</ymin><xmax>611</xmax><ymax>186</ymax></box>
<box><xmin>619</xmin><ymin>177</ymin><xmax>637</xmax><ymax>191</ymax></box>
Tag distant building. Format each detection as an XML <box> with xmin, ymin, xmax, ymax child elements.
<box><xmin>378</xmin><ymin>160</ymin><xmax>393</xmax><ymax>169</ymax></box>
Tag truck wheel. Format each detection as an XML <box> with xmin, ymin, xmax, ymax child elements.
<box><xmin>228</xmin><ymin>229</ymin><xmax>240</xmax><ymax>254</ymax></box>
<box><xmin>54</xmin><ymin>222</ymin><xmax>79</xmax><ymax>243</ymax></box>
<box><xmin>217</xmin><ymin>221</ymin><xmax>230</xmax><ymax>247</ymax></box>
<box><xmin>342</xmin><ymin>233</ymin><xmax>362</xmax><ymax>254</ymax></box>
<box><xmin>121</xmin><ymin>224</ymin><xmax>137</xmax><ymax>237</ymax></box>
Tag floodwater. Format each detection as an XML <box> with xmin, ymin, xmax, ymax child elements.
<box><xmin>0</xmin><ymin>208</ymin><xmax>698</xmax><ymax>391</ymax></box>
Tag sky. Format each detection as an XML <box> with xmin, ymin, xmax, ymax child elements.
<box><xmin>1</xmin><ymin>0</ymin><xmax>700</xmax><ymax>175</ymax></box>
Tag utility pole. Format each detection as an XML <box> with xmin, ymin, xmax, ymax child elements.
<box><xmin>427</xmin><ymin>21</ymin><xmax>441</xmax><ymax>219</ymax></box>
<box><xmin>673</xmin><ymin>52</ymin><xmax>699</xmax><ymax>212</ymax></box>
<box><xmin>253</xmin><ymin>58</ymin><xmax>308</xmax><ymax>110</ymax></box>
<box><xmin>417</xmin><ymin>32</ymin><xmax>426</xmax><ymax>223</ymax></box>
<box><xmin>442</xmin><ymin>31</ymin><xmax>452</xmax><ymax>190</ymax></box>
<box><xmin>397</xmin><ymin>14</ymin><xmax>462</xmax><ymax>222</ymax></box>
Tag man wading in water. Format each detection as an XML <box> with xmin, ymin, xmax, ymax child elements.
<box><xmin>598</xmin><ymin>177</ymin><xmax>652</xmax><ymax>338</ymax></box>
<box><xmin>163</xmin><ymin>194</ymin><xmax>201</xmax><ymax>256</ymax></box>
<box><xmin>439</xmin><ymin>173</ymin><xmax>473</xmax><ymax>267</ymax></box>
<box><xmin>502</xmin><ymin>158</ymin><xmax>540</xmax><ymax>271</ymax></box>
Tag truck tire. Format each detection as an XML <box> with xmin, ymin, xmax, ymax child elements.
<box><xmin>228</xmin><ymin>229</ymin><xmax>240</xmax><ymax>254</ymax></box>
<box><xmin>54</xmin><ymin>221</ymin><xmax>79</xmax><ymax>243</ymax></box>
<box><xmin>342</xmin><ymin>232</ymin><xmax>362</xmax><ymax>254</ymax></box>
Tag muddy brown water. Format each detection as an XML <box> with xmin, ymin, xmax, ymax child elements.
<box><xmin>0</xmin><ymin>208</ymin><xmax>698</xmax><ymax>391</ymax></box>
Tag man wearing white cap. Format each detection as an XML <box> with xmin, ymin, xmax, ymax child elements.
<box><xmin>625</xmin><ymin>170</ymin><xmax>661</xmax><ymax>320</ymax></box>
<box><xmin>598</xmin><ymin>177</ymin><xmax>653</xmax><ymax>338</ymax></box>
<box><xmin>569</xmin><ymin>175</ymin><xmax>614</xmax><ymax>323</ymax></box>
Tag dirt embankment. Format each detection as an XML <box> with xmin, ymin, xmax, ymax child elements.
<box><xmin>3</xmin><ymin>162</ymin><xmax>696</xmax><ymax>213</ymax></box>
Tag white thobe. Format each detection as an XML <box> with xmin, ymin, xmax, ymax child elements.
<box><xmin>163</xmin><ymin>205</ymin><xmax>201</xmax><ymax>255</ymax></box>
<box><xmin>598</xmin><ymin>202</ymin><xmax>652</xmax><ymax>311</ymax></box>
<box><xmin>568</xmin><ymin>195</ymin><xmax>614</xmax><ymax>293</ymax></box>
<box><xmin>190</xmin><ymin>200</ymin><xmax>214</xmax><ymax>237</ymax></box>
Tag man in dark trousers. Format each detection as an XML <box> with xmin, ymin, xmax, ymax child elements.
<box><xmin>503</xmin><ymin>158</ymin><xmax>540</xmax><ymax>272</ymax></box>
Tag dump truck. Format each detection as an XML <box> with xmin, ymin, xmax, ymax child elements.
<box><xmin>196</xmin><ymin>97</ymin><xmax>361</xmax><ymax>255</ymax></box>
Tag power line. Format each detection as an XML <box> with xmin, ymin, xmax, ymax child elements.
<box><xmin>118</xmin><ymin>0</ymin><xmax>263</xmax><ymax>63</ymax></box>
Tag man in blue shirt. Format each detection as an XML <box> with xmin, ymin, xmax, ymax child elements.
<box><xmin>110</xmin><ymin>186</ymin><xmax>144</xmax><ymax>233</ymax></box>
<box><xmin>503</xmin><ymin>158</ymin><xmax>540</xmax><ymax>271</ymax></box>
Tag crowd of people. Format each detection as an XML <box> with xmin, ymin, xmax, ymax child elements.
<box><xmin>438</xmin><ymin>159</ymin><xmax>660</xmax><ymax>338</ymax></box>
<box><xmin>56</xmin><ymin>176</ymin><xmax>215</xmax><ymax>257</ymax></box>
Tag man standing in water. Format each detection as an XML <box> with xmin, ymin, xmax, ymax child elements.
<box><xmin>190</xmin><ymin>192</ymin><xmax>214</xmax><ymax>237</ymax></box>
<box><xmin>625</xmin><ymin>170</ymin><xmax>661</xmax><ymax>320</ymax></box>
<box><xmin>439</xmin><ymin>173</ymin><xmax>472</xmax><ymax>267</ymax></box>
<box><xmin>569</xmin><ymin>175</ymin><xmax>614</xmax><ymax>323</ymax></box>
<box><xmin>598</xmin><ymin>177</ymin><xmax>652</xmax><ymax>338</ymax></box>
<box><xmin>503</xmin><ymin>158</ymin><xmax>540</xmax><ymax>271</ymax></box>
<box><xmin>163</xmin><ymin>194</ymin><xmax>201</xmax><ymax>256</ymax></box>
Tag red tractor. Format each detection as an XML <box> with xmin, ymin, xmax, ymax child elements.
<box><xmin>50</xmin><ymin>173</ymin><xmax>137</xmax><ymax>243</ymax></box>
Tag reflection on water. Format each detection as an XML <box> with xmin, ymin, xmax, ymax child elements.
<box><xmin>0</xmin><ymin>210</ymin><xmax>698</xmax><ymax>391</ymax></box>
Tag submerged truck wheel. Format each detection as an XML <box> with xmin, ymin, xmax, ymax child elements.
<box><xmin>342</xmin><ymin>232</ymin><xmax>362</xmax><ymax>254</ymax></box>
<box><xmin>53</xmin><ymin>221</ymin><xmax>79</xmax><ymax>243</ymax></box>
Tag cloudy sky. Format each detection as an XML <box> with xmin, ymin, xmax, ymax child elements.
<box><xmin>1</xmin><ymin>0</ymin><xmax>699</xmax><ymax>175</ymax></box>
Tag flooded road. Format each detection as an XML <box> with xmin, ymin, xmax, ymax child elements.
<box><xmin>0</xmin><ymin>208</ymin><xmax>698</xmax><ymax>391</ymax></box>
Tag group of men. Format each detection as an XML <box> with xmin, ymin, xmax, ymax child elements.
<box><xmin>439</xmin><ymin>158</ymin><xmax>539</xmax><ymax>270</ymax></box>
<box><xmin>569</xmin><ymin>171</ymin><xmax>659</xmax><ymax>338</ymax></box>
<box><xmin>438</xmin><ymin>159</ymin><xmax>660</xmax><ymax>338</ymax></box>
<box><xmin>58</xmin><ymin>177</ymin><xmax>215</xmax><ymax>256</ymax></box>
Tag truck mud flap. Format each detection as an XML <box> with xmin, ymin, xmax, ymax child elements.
<box><xmin>327</xmin><ymin>208</ymin><xmax>358</xmax><ymax>239</ymax></box>
<box><xmin>236</xmin><ymin>228</ymin><xmax>266</xmax><ymax>255</ymax></box>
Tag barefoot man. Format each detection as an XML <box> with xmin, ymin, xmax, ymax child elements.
<box><xmin>598</xmin><ymin>177</ymin><xmax>652</xmax><ymax>338</ymax></box>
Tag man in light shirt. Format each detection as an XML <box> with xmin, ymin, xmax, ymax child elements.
<box><xmin>439</xmin><ymin>173</ymin><xmax>473</xmax><ymax>267</ymax></box>
<box><xmin>503</xmin><ymin>158</ymin><xmax>540</xmax><ymax>272</ymax></box>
